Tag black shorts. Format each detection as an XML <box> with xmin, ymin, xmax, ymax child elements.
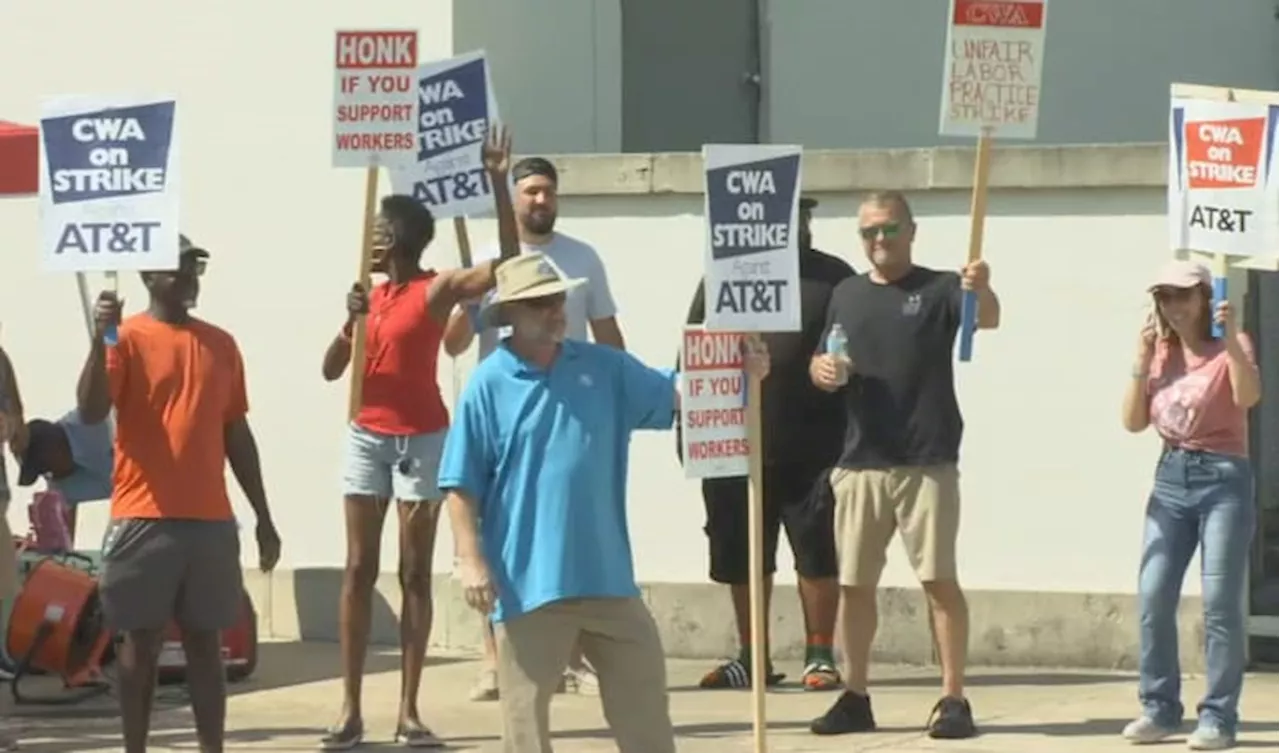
<box><xmin>701</xmin><ymin>462</ymin><xmax>837</xmax><ymax>584</ymax></box>
<box><xmin>99</xmin><ymin>518</ymin><xmax>243</xmax><ymax>632</ymax></box>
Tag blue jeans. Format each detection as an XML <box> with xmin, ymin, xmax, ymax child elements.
<box><xmin>1138</xmin><ymin>448</ymin><xmax>1255</xmax><ymax>733</ymax></box>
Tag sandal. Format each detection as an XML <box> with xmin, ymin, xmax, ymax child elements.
<box><xmin>319</xmin><ymin>720</ymin><xmax>363</xmax><ymax>750</ymax></box>
<box><xmin>697</xmin><ymin>658</ymin><xmax>785</xmax><ymax>689</ymax></box>
<box><xmin>801</xmin><ymin>660</ymin><xmax>842</xmax><ymax>691</ymax></box>
<box><xmin>395</xmin><ymin>724</ymin><xmax>445</xmax><ymax>748</ymax></box>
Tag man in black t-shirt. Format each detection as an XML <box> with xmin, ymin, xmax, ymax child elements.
<box><xmin>682</xmin><ymin>197</ymin><xmax>855</xmax><ymax>692</ymax></box>
<box><xmin>807</xmin><ymin>191</ymin><xmax>1000</xmax><ymax>740</ymax></box>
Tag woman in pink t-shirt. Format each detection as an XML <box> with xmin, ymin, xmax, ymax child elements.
<box><xmin>1119</xmin><ymin>260</ymin><xmax>1262</xmax><ymax>750</ymax></box>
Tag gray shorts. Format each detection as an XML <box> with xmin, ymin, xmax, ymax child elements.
<box><xmin>342</xmin><ymin>423</ymin><xmax>446</xmax><ymax>501</ymax></box>
<box><xmin>99</xmin><ymin>518</ymin><xmax>243</xmax><ymax>632</ymax></box>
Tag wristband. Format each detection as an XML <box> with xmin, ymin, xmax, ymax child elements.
<box><xmin>339</xmin><ymin>321</ymin><xmax>354</xmax><ymax>342</ymax></box>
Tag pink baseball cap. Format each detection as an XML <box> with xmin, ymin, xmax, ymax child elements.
<box><xmin>1148</xmin><ymin>260</ymin><xmax>1210</xmax><ymax>292</ymax></box>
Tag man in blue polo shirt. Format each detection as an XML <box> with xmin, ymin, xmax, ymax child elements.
<box><xmin>439</xmin><ymin>253</ymin><xmax>769</xmax><ymax>753</ymax></box>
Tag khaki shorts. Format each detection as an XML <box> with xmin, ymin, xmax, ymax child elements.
<box><xmin>830</xmin><ymin>464</ymin><xmax>961</xmax><ymax>587</ymax></box>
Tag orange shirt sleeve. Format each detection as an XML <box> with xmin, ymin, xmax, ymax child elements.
<box><xmin>226</xmin><ymin>337</ymin><xmax>249</xmax><ymax>422</ymax></box>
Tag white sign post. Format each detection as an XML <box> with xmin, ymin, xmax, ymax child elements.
<box><xmin>938</xmin><ymin>0</ymin><xmax>1047</xmax><ymax>362</ymax></box>
<box><xmin>39</xmin><ymin>95</ymin><xmax>180</xmax><ymax>273</ymax></box>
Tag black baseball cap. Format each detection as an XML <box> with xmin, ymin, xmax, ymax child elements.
<box><xmin>179</xmin><ymin>234</ymin><xmax>210</xmax><ymax>259</ymax></box>
<box><xmin>17</xmin><ymin>419</ymin><xmax>64</xmax><ymax>486</ymax></box>
<box><xmin>800</xmin><ymin>196</ymin><xmax>819</xmax><ymax>211</ymax></box>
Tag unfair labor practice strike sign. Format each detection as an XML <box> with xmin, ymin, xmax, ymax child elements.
<box><xmin>702</xmin><ymin>144</ymin><xmax>801</xmax><ymax>333</ymax></box>
<box><xmin>681</xmin><ymin>328</ymin><xmax>749</xmax><ymax>479</ymax></box>
<box><xmin>332</xmin><ymin>30</ymin><xmax>419</xmax><ymax>168</ymax></box>
<box><xmin>390</xmin><ymin>50</ymin><xmax>501</xmax><ymax>219</ymax></box>
<box><xmin>1169</xmin><ymin>96</ymin><xmax>1280</xmax><ymax>258</ymax></box>
<box><xmin>939</xmin><ymin>0</ymin><xmax>1047</xmax><ymax>139</ymax></box>
<box><xmin>39</xmin><ymin>96</ymin><xmax>180</xmax><ymax>273</ymax></box>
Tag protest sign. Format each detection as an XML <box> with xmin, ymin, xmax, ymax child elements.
<box><xmin>390</xmin><ymin>50</ymin><xmax>500</xmax><ymax>220</ymax></box>
<box><xmin>1169</xmin><ymin>93</ymin><xmax>1280</xmax><ymax>259</ymax></box>
<box><xmin>39</xmin><ymin>96</ymin><xmax>180</xmax><ymax>273</ymax></box>
<box><xmin>939</xmin><ymin>0</ymin><xmax>1047</xmax><ymax>140</ymax></box>
<box><xmin>702</xmin><ymin>144</ymin><xmax>801</xmax><ymax>333</ymax></box>
<box><xmin>332</xmin><ymin>30</ymin><xmax>418</xmax><ymax>168</ymax></box>
<box><xmin>680</xmin><ymin>328</ymin><xmax>749</xmax><ymax>479</ymax></box>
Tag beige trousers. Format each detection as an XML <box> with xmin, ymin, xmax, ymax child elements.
<box><xmin>495</xmin><ymin>596</ymin><xmax>675</xmax><ymax>753</ymax></box>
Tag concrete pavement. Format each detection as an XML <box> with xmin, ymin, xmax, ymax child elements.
<box><xmin>10</xmin><ymin>640</ymin><xmax>1278</xmax><ymax>752</ymax></box>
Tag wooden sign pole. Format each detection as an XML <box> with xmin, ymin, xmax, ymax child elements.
<box><xmin>453</xmin><ymin>216</ymin><xmax>473</xmax><ymax>268</ymax></box>
<box><xmin>346</xmin><ymin>166</ymin><xmax>380</xmax><ymax>421</ymax></box>
<box><xmin>957</xmin><ymin>126</ymin><xmax>993</xmax><ymax>362</ymax></box>
<box><xmin>745</xmin><ymin>332</ymin><xmax>768</xmax><ymax>753</ymax></box>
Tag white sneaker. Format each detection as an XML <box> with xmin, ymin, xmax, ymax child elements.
<box><xmin>1187</xmin><ymin>725</ymin><xmax>1233</xmax><ymax>750</ymax></box>
<box><xmin>1122</xmin><ymin>716</ymin><xmax>1177</xmax><ymax>744</ymax></box>
<box><xmin>468</xmin><ymin>668</ymin><xmax>499</xmax><ymax>702</ymax></box>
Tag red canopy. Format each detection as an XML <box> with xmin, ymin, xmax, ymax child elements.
<box><xmin>0</xmin><ymin>121</ymin><xmax>38</xmax><ymax>196</ymax></box>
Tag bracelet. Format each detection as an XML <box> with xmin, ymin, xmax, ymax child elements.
<box><xmin>338</xmin><ymin>322</ymin><xmax>354</xmax><ymax>342</ymax></box>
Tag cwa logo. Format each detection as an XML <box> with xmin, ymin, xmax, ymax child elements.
<box><xmin>953</xmin><ymin>0</ymin><xmax>1044</xmax><ymax>28</ymax></box>
<box><xmin>1184</xmin><ymin>118</ymin><xmax>1266</xmax><ymax>190</ymax></box>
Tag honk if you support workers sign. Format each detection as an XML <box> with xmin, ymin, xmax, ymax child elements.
<box><xmin>40</xmin><ymin>95</ymin><xmax>180</xmax><ymax>273</ymax></box>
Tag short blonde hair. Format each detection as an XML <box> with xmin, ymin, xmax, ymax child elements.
<box><xmin>861</xmin><ymin>190</ymin><xmax>915</xmax><ymax>226</ymax></box>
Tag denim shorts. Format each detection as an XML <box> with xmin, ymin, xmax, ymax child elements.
<box><xmin>342</xmin><ymin>423</ymin><xmax>447</xmax><ymax>502</ymax></box>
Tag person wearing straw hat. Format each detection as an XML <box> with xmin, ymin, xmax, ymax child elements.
<box><xmin>442</xmin><ymin>154</ymin><xmax>621</xmax><ymax>701</ymax></box>
<box><xmin>440</xmin><ymin>252</ymin><xmax>771</xmax><ymax>753</ymax></box>
<box><xmin>1119</xmin><ymin>259</ymin><xmax>1261</xmax><ymax>750</ymax></box>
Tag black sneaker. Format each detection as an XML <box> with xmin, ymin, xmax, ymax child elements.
<box><xmin>927</xmin><ymin>696</ymin><xmax>978</xmax><ymax>739</ymax></box>
<box><xmin>810</xmin><ymin>690</ymin><xmax>876</xmax><ymax>735</ymax></box>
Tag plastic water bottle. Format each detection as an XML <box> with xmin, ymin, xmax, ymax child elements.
<box><xmin>825</xmin><ymin>323</ymin><xmax>850</xmax><ymax>386</ymax></box>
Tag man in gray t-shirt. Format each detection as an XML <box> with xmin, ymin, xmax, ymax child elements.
<box><xmin>442</xmin><ymin>156</ymin><xmax>625</xmax><ymax>702</ymax></box>
<box><xmin>443</xmin><ymin>156</ymin><xmax>624</xmax><ymax>360</ymax></box>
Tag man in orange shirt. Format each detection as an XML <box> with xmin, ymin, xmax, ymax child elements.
<box><xmin>77</xmin><ymin>237</ymin><xmax>281</xmax><ymax>753</ymax></box>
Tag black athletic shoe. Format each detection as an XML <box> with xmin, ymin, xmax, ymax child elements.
<box><xmin>810</xmin><ymin>690</ymin><xmax>876</xmax><ymax>735</ymax></box>
<box><xmin>927</xmin><ymin>696</ymin><xmax>978</xmax><ymax>739</ymax></box>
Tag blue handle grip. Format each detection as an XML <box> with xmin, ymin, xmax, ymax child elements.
<box><xmin>957</xmin><ymin>290</ymin><xmax>978</xmax><ymax>362</ymax></box>
<box><xmin>1211</xmin><ymin>276</ymin><xmax>1227</xmax><ymax>339</ymax></box>
<box><xmin>103</xmin><ymin>324</ymin><xmax>118</xmax><ymax>346</ymax></box>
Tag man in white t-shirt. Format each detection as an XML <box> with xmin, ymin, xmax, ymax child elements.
<box><xmin>443</xmin><ymin>156</ymin><xmax>625</xmax><ymax>702</ymax></box>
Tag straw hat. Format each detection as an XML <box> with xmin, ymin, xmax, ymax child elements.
<box><xmin>481</xmin><ymin>252</ymin><xmax>584</xmax><ymax>327</ymax></box>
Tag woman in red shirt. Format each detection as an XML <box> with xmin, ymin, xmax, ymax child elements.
<box><xmin>319</xmin><ymin>126</ymin><xmax>518</xmax><ymax>749</ymax></box>
<box><xmin>1120</xmin><ymin>260</ymin><xmax>1262</xmax><ymax>750</ymax></box>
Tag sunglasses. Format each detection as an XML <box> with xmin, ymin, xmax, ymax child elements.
<box><xmin>1153</xmin><ymin>287</ymin><xmax>1195</xmax><ymax>303</ymax></box>
<box><xmin>859</xmin><ymin>222</ymin><xmax>902</xmax><ymax>241</ymax></box>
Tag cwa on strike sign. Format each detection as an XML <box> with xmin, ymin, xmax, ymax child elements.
<box><xmin>701</xmin><ymin>144</ymin><xmax>802</xmax><ymax>333</ymax></box>
<box><xmin>1169</xmin><ymin>95</ymin><xmax>1280</xmax><ymax>259</ymax></box>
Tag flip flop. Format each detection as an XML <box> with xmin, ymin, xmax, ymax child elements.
<box><xmin>395</xmin><ymin>725</ymin><xmax>445</xmax><ymax>748</ymax></box>
<box><xmin>319</xmin><ymin>721</ymin><xmax>363</xmax><ymax>751</ymax></box>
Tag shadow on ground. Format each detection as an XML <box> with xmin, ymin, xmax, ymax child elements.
<box><xmin>982</xmin><ymin>717</ymin><xmax>1277</xmax><ymax>740</ymax></box>
<box><xmin>669</xmin><ymin>670</ymin><xmax>1136</xmax><ymax>693</ymax></box>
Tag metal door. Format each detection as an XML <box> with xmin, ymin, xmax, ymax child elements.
<box><xmin>619</xmin><ymin>0</ymin><xmax>762</xmax><ymax>152</ymax></box>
